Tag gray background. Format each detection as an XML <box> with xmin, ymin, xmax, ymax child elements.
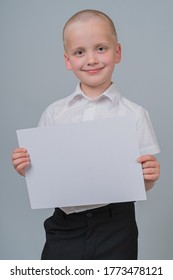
<box><xmin>0</xmin><ymin>0</ymin><xmax>172</xmax><ymax>259</ymax></box>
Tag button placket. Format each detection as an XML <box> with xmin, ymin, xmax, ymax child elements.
<box><xmin>82</xmin><ymin>101</ymin><xmax>96</xmax><ymax>121</ymax></box>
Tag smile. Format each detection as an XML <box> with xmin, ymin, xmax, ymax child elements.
<box><xmin>83</xmin><ymin>67</ymin><xmax>105</xmax><ymax>74</ymax></box>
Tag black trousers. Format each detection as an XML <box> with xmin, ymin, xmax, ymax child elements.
<box><xmin>41</xmin><ymin>202</ymin><xmax>138</xmax><ymax>260</ymax></box>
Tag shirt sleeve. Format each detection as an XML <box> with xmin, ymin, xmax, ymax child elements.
<box><xmin>37</xmin><ymin>107</ymin><xmax>55</xmax><ymax>127</ymax></box>
<box><xmin>136</xmin><ymin>107</ymin><xmax>160</xmax><ymax>155</ymax></box>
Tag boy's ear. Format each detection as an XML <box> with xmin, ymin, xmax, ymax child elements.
<box><xmin>115</xmin><ymin>43</ymin><xmax>121</xmax><ymax>64</ymax></box>
<box><xmin>64</xmin><ymin>52</ymin><xmax>72</xmax><ymax>70</ymax></box>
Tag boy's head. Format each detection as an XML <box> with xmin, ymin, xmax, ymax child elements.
<box><xmin>63</xmin><ymin>10</ymin><xmax>121</xmax><ymax>97</ymax></box>
<box><xmin>63</xmin><ymin>10</ymin><xmax>118</xmax><ymax>49</ymax></box>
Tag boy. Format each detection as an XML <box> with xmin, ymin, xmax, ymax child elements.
<box><xmin>12</xmin><ymin>10</ymin><xmax>160</xmax><ymax>260</ymax></box>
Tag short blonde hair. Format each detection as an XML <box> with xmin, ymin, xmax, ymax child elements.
<box><xmin>63</xmin><ymin>9</ymin><xmax>118</xmax><ymax>50</ymax></box>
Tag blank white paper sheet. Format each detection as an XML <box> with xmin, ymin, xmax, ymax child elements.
<box><xmin>16</xmin><ymin>117</ymin><xmax>146</xmax><ymax>209</ymax></box>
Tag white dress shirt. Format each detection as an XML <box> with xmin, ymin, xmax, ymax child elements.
<box><xmin>38</xmin><ymin>83</ymin><xmax>160</xmax><ymax>214</ymax></box>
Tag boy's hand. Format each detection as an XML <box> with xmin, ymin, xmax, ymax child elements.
<box><xmin>137</xmin><ymin>154</ymin><xmax>160</xmax><ymax>190</ymax></box>
<box><xmin>12</xmin><ymin>148</ymin><xmax>30</xmax><ymax>176</ymax></box>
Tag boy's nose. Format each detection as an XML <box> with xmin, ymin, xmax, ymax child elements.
<box><xmin>87</xmin><ymin>52</ymin><xmax>99</xmax><ymax>65</ymax></box>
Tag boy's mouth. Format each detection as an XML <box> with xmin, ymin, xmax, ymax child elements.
<box><xmin>83</xmin><ymin>67</ymin><xmax>105</xmax><ymax>74</ymax></box>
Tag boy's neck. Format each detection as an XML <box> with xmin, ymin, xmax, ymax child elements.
<box><xmin>80</xmin><ymin>81</ymin><xmax>113</xmax><ymax>99</ymax></box>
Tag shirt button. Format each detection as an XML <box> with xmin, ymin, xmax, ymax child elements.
<box><xmin>88</xmin><ymin>102</ymin><xmax>94</xmax><ymax>108</ymax></box>
<box><xmin>86</xmin><ymin>212</ymin><xmax>92</xmax><ymax>218</ymax></box>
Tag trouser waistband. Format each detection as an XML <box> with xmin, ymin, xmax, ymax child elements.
<box><xmin>53</xmin><ymin>202</ymin><xmax>135</xmax><ymax>222</ymax></box>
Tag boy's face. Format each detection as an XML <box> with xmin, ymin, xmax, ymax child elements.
<box><xmin>64</xmin><ymin>18</ymin><xmax>121</xmax><ymax>97</ymax></box>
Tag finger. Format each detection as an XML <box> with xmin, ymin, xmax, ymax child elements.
<box><xmin>12</xmin><ymin>148</ymin><xmax>27</xmax><ymax>154</ymax></box>
<box><xmin>14</xmin><ymin>159</ymin><xmax>30</xmax><ymax>177</ymax></box>
<box><xmin>142</xmin><ymin>160</ymin><xmax>160</xmax><ymax>168</ymax></box>
<box><xmin>12</xmin><ymin>150</ymin><xmax>29</xmax><ymax>161</ymax></box>
<box><xmin>143</xmin><ymin>173</ymin><xmax>160</xmax><ymax>181</ymax></box>
<box><xmin>13</xmin><ymin>157</ymin><xmax>30</xmax><ymax>169</ymax></box>
<box><xmin>137</xmin><ymin>154</ymin><xmax>156</xmax><ymax>163</ymax></box>
<box><xmin>16</xmin><ymin>162</ymin><xmax>30</xmax><ymax>176</ymax></box>
<box><xmin>142</xmin><ymin>166</ymin><xmax>160</xmax><ymax>181</ymax></box>
<box><xmin>143</xmin><ymin>167</ymin><xmax>157</xmax><ymax>175</ymax></box>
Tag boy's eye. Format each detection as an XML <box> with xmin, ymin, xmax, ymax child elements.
<box><xmin>97</xmin><ymin>46</ymin><xmax>107</xmax><ymax>53</ymax></box>
<box><xmin>74</xmin><ymin>50</ymin><xmax>85</xmax><ymax>57</ymax></box>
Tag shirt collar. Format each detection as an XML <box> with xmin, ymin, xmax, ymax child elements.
<box><xmin>68</xmin><ymin>83</ymin><xmax>121</xmax><ymax>107</ymax></box>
